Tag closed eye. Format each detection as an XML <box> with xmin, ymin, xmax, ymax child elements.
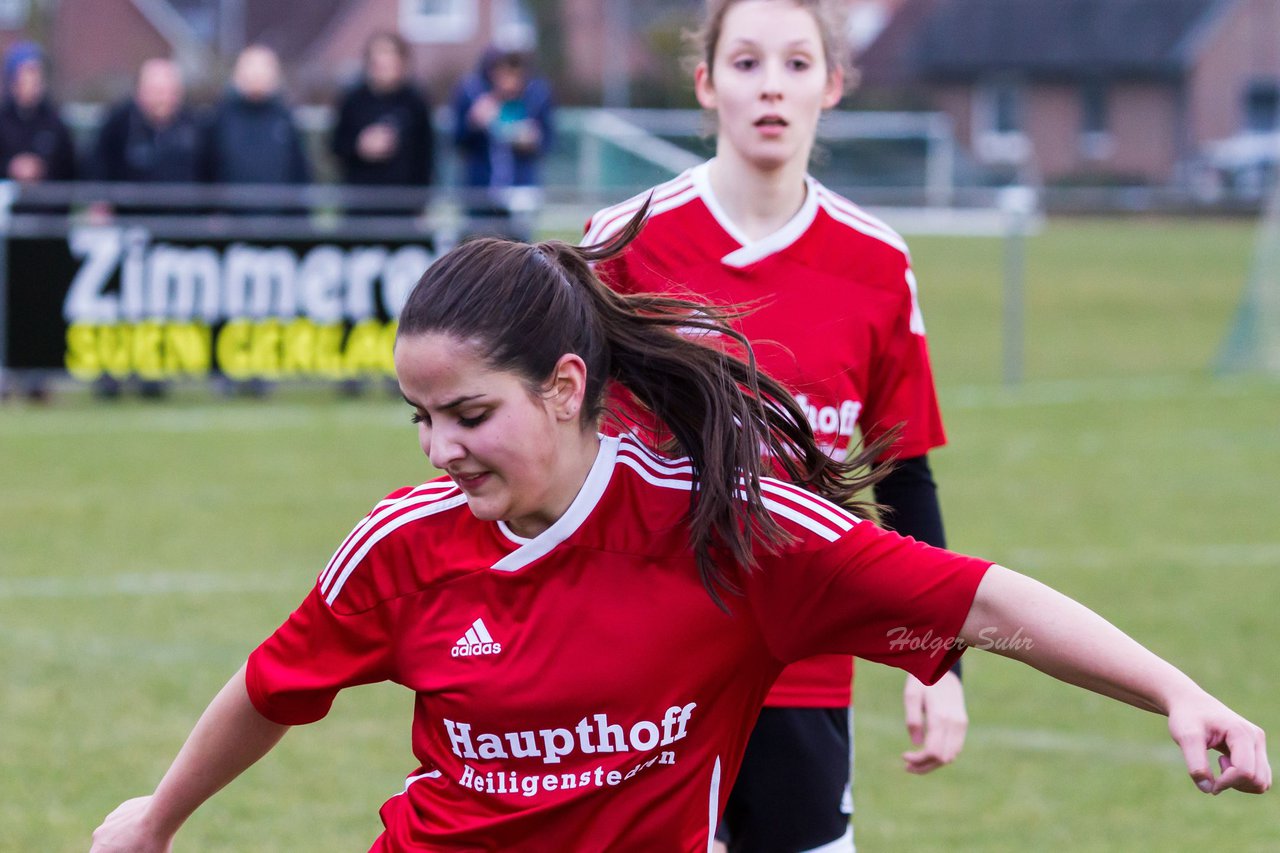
<box><xmin>409</xmin><ymin>410</ymin><xmax>485</xmax><ymax>428</ymax></box>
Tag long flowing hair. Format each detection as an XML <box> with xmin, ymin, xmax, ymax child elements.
<box><xmin>397</xmin><ymin>203</ymin><xmax>889</xmax><ymax>608</ymax></box>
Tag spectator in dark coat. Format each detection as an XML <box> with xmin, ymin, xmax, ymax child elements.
<box><xmin>202</xmin><ymin>44</ymin><xmax>310</xmax><ymax>189</ymax></box>
<box><xmin>0</xmin><ymin>41</ymin><xmax>76</xmax><ymax>187</ymax></box>
<box><xmin>331</xmin><ymin>31</ymin><xmax>434</xmax><ymax>191</ymax></box>
<box><xmin>0</xmin><ymin>41</ymin><xmax>74</xmax><ymax>403</ymax></box>
<box><xmin>329</xmin><ymin>32</ymin><xmax>434</xmax><ymax>398</ymax></box>
<box><xmin>202</xmin><ymin>44</ymin><xmax>308</xmax><ymax>397</ymax></box>
<box><xmin>89</xmin><ymin>57</ymin><xmax>203</xmax><ymax>187</ymax></box>
<box><xmin>85</xmin><ymin>57</ymin><xmax>204</xmax><ymax>400</ymax></box>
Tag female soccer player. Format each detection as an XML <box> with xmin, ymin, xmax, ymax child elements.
<box><xmin>91</xmin><ymin>214</ymin><xmax>1267</xmax><ymax>853</ymax></box>
<box><xmin>584</xmin><ymin>1</ymin><xmax>961</xmax><ymax>848</ymax></box>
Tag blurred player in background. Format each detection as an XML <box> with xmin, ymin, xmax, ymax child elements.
<box><xmin>89</xmin><ymin>215</ymin><xmax>1269</xmax><ymax>852</ymax></box>
<box><xmin>586</xmin><ymin>1</ymin><xmax>962</xmax><ymax>849</ymax></box>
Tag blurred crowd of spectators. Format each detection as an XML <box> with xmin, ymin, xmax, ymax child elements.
<box><xmin>0</xmin><ymin>32</ymin><xmax>555</xmax><ymax>402</ymax></box>
<box><xmin>0</xmin><ymin>33</ymin><xmax>555</xmax><ymax>220</ymax></box>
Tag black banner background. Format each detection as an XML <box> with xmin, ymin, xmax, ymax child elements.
<box><xmin>3</xmin><ymin>228</ymin><xmax>436</xmax><ymax>380</ymax></box>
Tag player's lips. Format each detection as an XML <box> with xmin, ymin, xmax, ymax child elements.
<box><xmin>754</xmin><ymin>115</ymin><xmax>788</xmax><ymax>137</ymax></box>
<box><xmin>451</xmin><ymin>470</ymin><xmax>491</xmax><ymax>489</ymax></box>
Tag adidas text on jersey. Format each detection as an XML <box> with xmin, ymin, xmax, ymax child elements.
<box><xmin>452</xmin><ymin>617</ymin><xmax>502</xmax><ymax>658</ymax></box>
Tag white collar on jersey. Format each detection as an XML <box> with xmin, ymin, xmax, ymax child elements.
<box><xmin>691</xmin><ymin>160</ymin><xmax>821</xmax><ymax>269</ymax></box>
<box><xmin>491</xmin><ymin>435</ymin><xmax>621</xmax><ymax>572</ymax></box>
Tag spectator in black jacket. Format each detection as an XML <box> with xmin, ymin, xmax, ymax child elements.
<box><xmin>89</xmin><ymin>58</ymin><xmax>203</xmax><ymax>188</ymax></box>
<box><xmin>329</xmin><ymin>31</ymin><xmax>435</xmax><ymax>398</ymax></box>
<box><xmin>202</xmin><ymin>44</ymin><xmax>310</xmax><ymax>191</ymax></box>
<box><xmin>0</xmin><ymin>41</ymin><xmax>75</xmax><ymax>187</ymax></box>
<box><xmin>331</xmin><ymin>31</ymin><xmax>434</xmax><ymax>193</ymax></box>
<box><xmin>202</xmin><ymin>44</ymin><xmax>309</xmax><ymax>397</ymax></box>
<box><xmin>85</xmin><ymin>57</ymin><xmax>204</xmax><ymax>399</ymax></box>
<box><xmin>0</xmin><ymin>41</ymin><xmax>75</xmax><ymax>403</ymax></box>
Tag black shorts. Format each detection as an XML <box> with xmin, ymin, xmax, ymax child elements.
<box><xmin>716</xmin><ymin>706</ymin><xmax>853</xmax><ymax>852</ymax></box>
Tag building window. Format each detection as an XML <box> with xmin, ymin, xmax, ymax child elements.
<box><xmin>846</xmin><ymin>1</ymin><xmax>890</xmax><ymax>54</ymax></box>
<box><xmin>490</xmin><ymin>0</ymin><xmax>535</xmax><ymax>51</ymax></box>
<box><xmin>399</xmin><ymin>0</ymin><xmax>477</xmax><ymax>44</ymax></box>
<box><xmin>974</xmin><ymin>81</ymin><xmax>1030</xmax><ymax>163</ymax></box>
<box><xmin>1079</xmin><ymin>81</ymin><xmax>1112</xmax><ymax>160</ymax></box>
<box><xmin>991</xmin><ymin>83</ymin><xmax>1021</xmax><ymax>134</ymax></box>
<box><xmin>0</xmin><ymin>0</ymin><xmax>28</xmax><ymax>28</ymax></box>
<box><xmin>1244</xmin><ymin>80</ymin><xmax>1280</xmax><ymax>132</ymax></box>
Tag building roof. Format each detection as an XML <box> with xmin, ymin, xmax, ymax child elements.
<box><xmin>871</xmin><ymin>0</ymin><xmax>1232</xmax><ymax>82</ymax></box>
<box><xmin>245</xmin><ymin>0</ymin><xmax>347</xmax><ymax>61</ymax></box>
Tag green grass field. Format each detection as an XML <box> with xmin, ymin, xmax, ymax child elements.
<box><xmin>3</xmin><ymin>217</ymin><xmax>1279</xmax><ymax>850</ymax></box>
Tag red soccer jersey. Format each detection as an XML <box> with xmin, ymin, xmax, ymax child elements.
<box><xmin>586</xmin><ymin>164</ymin><xmax>947</xmax><ymax>706</ymax></box>
<box><xmin>247</xmin><ymin>435</ymin><xmax>988</xmax><ymax>851</ymax></box>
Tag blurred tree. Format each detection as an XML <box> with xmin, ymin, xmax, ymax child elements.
<box><xmin>21</xmin><ymin>0</ymin><xmax>55</xmax><ymax>46</ymax></box>
<box><xmin>633</xmin><ymin>11</ymin><xmax>700</xmax><ymax>108</ymax></box>
<box><xmin>526</xmin><ymin>0</ymin><xmax>565</xmax><ymax>99</ymax></box>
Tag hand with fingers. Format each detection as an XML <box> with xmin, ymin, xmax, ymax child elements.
<box><xmin>1168</xmin><ymin>697</ymin><xmax>1270</xmax><ymax>795</ymax></box>
<box><xmin>902</xmin><ymin>671</ymin><xmax>968</xmax><ymax>774</ymax></box>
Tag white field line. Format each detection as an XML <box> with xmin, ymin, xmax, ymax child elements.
<box><xmin>0</xmin><ymin>569</ymin><xmax>302</xmax><ymax>600</ymax></box>
<box><xmin>857</xmin><ymin>711</ymin><xmax>1180</xmax><ymax>766</ymax></box>
<box><xmin>942</xmin><ymin>374</ymin><xmax>1278</xmax><ymax>411</ymax></box>
<box><xmin>1003</xmin><ymin>541</ymin><xmax>1280</xmax><ymax>571</ymax></box>
<box><xmin>0</xmin><ymin>403</ymin><xmax>408</xmax><ymax>436</ymax></box>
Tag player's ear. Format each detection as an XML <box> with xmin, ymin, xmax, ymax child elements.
<box><xmin>822</xmin><ymin>65</ymin><xmax>844</xmax><ymax>110</ymax></box>
<box><xmin>694</xmin><ymin>61</ymin><xmax>717</xmax><ymax>110</ymax></box>
<box><xmin>547</xmin><ymin>353</ymin><xmax>587</xmax><ymax>422</ymax></box>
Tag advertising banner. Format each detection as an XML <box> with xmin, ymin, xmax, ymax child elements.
<box><xmin>3</xmin><ymin>225</ymin><xmax>438</xmax><ymax>382</ymax></box>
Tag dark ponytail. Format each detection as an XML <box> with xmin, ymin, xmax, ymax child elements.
<box><xmin>398</xmin><ymin>203</ymin><xmax>886</xmax><ymax>608</ymax></box>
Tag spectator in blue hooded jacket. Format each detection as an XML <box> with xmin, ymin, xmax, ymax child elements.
<box><xmin>451</xmin><ymin>41</ymin><xmax>553</xmax><ymax>238</ymax></box>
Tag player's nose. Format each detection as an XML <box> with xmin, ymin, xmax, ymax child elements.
<box><xmin>427</xmin><ymin>426</ymin><xmax>466</xmax><ymax>468</ymax></box>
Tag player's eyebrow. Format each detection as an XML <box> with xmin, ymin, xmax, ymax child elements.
<box><xmin>401</xmin><ymin>392</ymin><xmax>485</xmax><ymax>411</ymax></box>
<box><xmin>723</xmin><ymin>36</ymin><xmax>818</xmax><ymax>51</ymax></box>
<box><xmin>439</xmin><ymin>394</ymin><xmax>485</xmax><ymax>410</ymax></box>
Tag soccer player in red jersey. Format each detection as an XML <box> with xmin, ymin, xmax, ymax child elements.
<box><xmin>91</xmin><ymin>215</ymin><xmax>1269</xmax><ymax>852</ymax></box>
<box><xmin>585</xmin><ymin>1</ymin><xmax>961</xmax><ymax>848</ymax></box>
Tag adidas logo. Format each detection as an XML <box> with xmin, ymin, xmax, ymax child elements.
<box><xmin>452</xmin><ymin>618</ymin><xmax>503</xmax><ymax>658</ymax></box>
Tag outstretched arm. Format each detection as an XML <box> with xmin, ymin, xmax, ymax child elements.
<box><xmin>90</xmin><ymin>665</ymin><xmax>291</xmax><ymax>852</ymax></box>
<box><xmin>961</xmin><ymin>566</ymin><xmax>1270</xmax><ymax>795</ymax></box>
